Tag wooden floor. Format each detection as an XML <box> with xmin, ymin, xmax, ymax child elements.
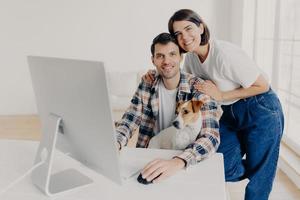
<box><xmin>0</xmin><ymin>115</ymin><xmax>41</xmax><ymax>141</ymax></box>
<box><xmin>227</xmin><ymin>170</ymin><xmax>300</xmax><ymax>200</ymax></box>
<box><xmin>1</xmin><ymin>115</ymin><xmax>300</xmax><ymax>199</ymax></box>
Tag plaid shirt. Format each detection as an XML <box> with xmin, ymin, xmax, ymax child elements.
<box><xmin>116</xmin><ymin>71</ymin><xmax>221</xmax><ymax>167</ymax></box>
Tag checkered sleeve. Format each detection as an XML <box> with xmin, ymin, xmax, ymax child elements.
<box><xmin>115</xmin><ymin>81</ymin><xmax>150</xmax><ymax>148</ymax></box>
<box><xmin>176</xmin><ymin>79</ymin><xmax>221</xmax><ymax>167</ymax></box>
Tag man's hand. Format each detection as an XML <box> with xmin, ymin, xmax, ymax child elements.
<box><xmin>140</xmin><ymin>157</ymin><xmax>185</xmax><ymax>183</ymax></box>
<box><xmin>117</xmin><ymin>141</ymin><xmax>121</xmax><ymax>151</ymax></box>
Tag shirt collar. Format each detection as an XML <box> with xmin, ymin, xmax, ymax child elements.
<box><xmin>151</xmin><ymin>70</ymin><xmax>191</xmax><ymax>94</ymax></box>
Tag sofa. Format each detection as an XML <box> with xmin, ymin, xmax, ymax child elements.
<box><xmin>107</xmin><ymin>70</ymin><xmax>146</xmax><ymax>120</ymax></box>
<box><xmin>107</xmin><ymin>70</ymin><xmax>147</xmax><ymax>146</ymax></box>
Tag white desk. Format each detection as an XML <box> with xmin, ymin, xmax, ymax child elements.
<box><xmin>0</xmin><ymin>139</ymin><xmax>226</xmax><ymax>200</ymax></box>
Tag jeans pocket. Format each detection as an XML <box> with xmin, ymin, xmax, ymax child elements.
<box><xmin>255</xmin><ymin>94</ymin><xmax>279</xmax><ymax>113</ymax></box>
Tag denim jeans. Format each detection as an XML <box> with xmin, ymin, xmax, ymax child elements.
<box><xmin>217</xmin><ymin>89</ymin><xmax>284</xmax><ymax>200</ymax></box>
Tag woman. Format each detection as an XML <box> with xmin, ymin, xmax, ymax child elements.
<box><xmin>145</xmin><ymin>9</ymin><xmax>284</xmax><ymax>200</ymax></box>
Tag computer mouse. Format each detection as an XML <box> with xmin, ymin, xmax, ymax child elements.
<box><xmin>137</xmin><ymin>173</ymin><xmax>152</xmax><ymax>184</ymax></box>
<box><xmin>137</xmin><ymin>173</ymin><xmax>161</xmax><ymax>185</ymax></box>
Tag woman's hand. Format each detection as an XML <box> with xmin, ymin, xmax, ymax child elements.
<box><xmin>140</xmin><ymin>158</ymin><xmax>185</xmax><ymax>183</ymax></box>
<box><xmin>195</xmin><ymin>80</ymin><xmax>223</xmax><ymax>101</ymax></box>
<box><xmin>142</xmin><ymin>69</ymin><xmax>156</xmax><ymax>84</ymax></box>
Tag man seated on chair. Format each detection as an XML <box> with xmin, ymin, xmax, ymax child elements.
<box><xmin>115</xmin><ymin>32</ymin><xmax>221</xmax><ymax>183</ymax></box>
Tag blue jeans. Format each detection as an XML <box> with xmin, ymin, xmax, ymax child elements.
<box><xmin>217</xmin><ymin>89</ymin><xmax>284</xmax><ymax>200</ymax></box>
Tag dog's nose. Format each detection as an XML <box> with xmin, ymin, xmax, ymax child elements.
<box><xmin>173</xmin><ymin>121</ymin><xmax>180</xmax><ymax>129</ymax></box>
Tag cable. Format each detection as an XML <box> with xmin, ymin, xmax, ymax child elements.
<box><xmin>0</xmin><ymin>151</ymin><xmax>71</xmax><ymax>196</ymax></box>
<box><xmin>0</xmin><ymin>160</ymin><xmax>44</xmax><ymax>196</ymax></box>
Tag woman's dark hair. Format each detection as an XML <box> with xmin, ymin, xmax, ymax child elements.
<box><xmin>150</xmin><ymin>32</ymin><xmax>182</xmax><ymax>56</ymax></box>
<box><xmin>168</xmin><ymin>9</ymin><xmax>210</xmax><ymax>49</ymax></box>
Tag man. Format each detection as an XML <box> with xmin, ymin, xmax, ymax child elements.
<box><xmin>115</xmin><ymin>33</ymin><xmax>220</xmax><ymax>183</ymax></box>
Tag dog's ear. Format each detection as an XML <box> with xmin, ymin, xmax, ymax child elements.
<box><xmin>176</xmin><ymin>101</ymin><xmax>183</xmax><ymax>109</ymax></box>
<box><xmin>192</xmin><ymin>100</ymin><xmax>204</xmax><ymax>113</ymax></box>
<box><xmin>175</xmin><ymin>101</ymin><xmax>182</xmax><ymax>114</ymax></box>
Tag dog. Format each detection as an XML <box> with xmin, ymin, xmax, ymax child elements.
<box><xmin>148</xmin><ymin>100</ymin><xmax>203</xmax><ymax>150</ymax></box>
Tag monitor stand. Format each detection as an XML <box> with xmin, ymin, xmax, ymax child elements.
<box><xmin>31</xmin><ymin>114</ymin><xmax>93</xmax><ymax>196</ymax></box>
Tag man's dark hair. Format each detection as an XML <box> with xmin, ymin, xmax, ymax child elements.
<box><xmin>150</xmin><ymin>32</ymin><xmax>182</xmax><ymax>56</ymax></box>
<box><xmin>168</xmin><ymin>9</ymin><xmax>210</xmax><ymax>53</ymax></box>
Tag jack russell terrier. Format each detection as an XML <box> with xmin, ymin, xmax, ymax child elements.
<box><xmin>148</xmin><ymin>100</ymin><xmax>203</xmax><ymax>150</ymax></box>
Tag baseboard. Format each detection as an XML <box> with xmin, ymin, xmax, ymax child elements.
<box><xmin>279</xmin><ymin>143</ymin><xmax>300</xmax><ymax>189</ymax></box>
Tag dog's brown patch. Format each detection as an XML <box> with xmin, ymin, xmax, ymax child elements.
<box><xmin>175</xmin><ymin>100</ymin><xmax>203</xmax><ymax>125</ymax></box>
<box><xmin>192</xmin><ymin>101</ymin><xmax>204</xmax><ymax>113</ymax></box>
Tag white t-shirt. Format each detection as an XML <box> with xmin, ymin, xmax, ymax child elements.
<box><xmin>157</xmin><ymin>80</ymin><xmax>178</xmax><ymax>132</ymax></box>
<box><xmin>184</xmin><ymin>39</ymin><xmax>264</xmax><ymax>105</ymax></box>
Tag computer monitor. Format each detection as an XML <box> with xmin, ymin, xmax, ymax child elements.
<box><xmin>28</xmin><ymin>56</ymin><xmax>123</xmax><ymax>196</ymax></box>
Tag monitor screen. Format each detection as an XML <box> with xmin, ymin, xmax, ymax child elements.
<box><xmin>28</xmin><ymin>56</ymin><xmax>122</xmax><ymax>195</ymax></box>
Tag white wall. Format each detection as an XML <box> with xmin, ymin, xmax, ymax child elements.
<box><xmin>230</xmin><ymin>0</ymin><xmax>244</xmax><ymax>47</ymax></box>
<box><xmin>0</xmin><ymin>0</ymin><xmax>234</xmax><ymax>115</ymax></box>
<box><xmin>229</xmin><ymin>0</ymin><xmax>257</xmax><ymax>59</ymax></box>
